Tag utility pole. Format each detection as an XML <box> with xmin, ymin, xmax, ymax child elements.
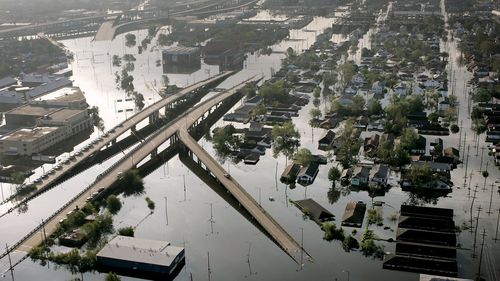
<box><xmin>209</xmin><ymin>203</ymin><xmax>215</xmax><ymax>234</ymax></box>
<box><xmin>488</xmin><ymin>182</ymin><xmax>494</xmax><ymax>214</ymax></box>
<box><xmin>464</xmin><ymin>145</ymin><xmax>470</xmax><ymax>189</ymax></box>
<box><xmin>164</xmin><ymin>196</ymin><xmax>168</xmax><ymax>226</ymax></box>
<box><xmin>300</xmin><ymin>227</ymin><xmax>304</xmax><ymax>269</ymax></box>
<box><xmin>479</xmin><ymin>146</ymin><xmax>485</xmax><ymax>172</ymax></box>
<box><xmin>6</xmin><ymin>244</ymin><xmax>13</xmax><ymax>278</ymax></box>
<box><xmin>482</xmin><ymin>161</ymin><xmax>489</xmax><ymax>191</ymax></box>
<box><xmin>495</xmin><ymin>208</ymin><xmax>500</xmax><ymax>242</ymax></box>
<box><xmin>470</xmin><ymin>184</ymin><xmax>479</xmax><ymax>231</ymax></box>
<box><xmin>462</xmin><ymin>132</ymin><xmax>467</xmax><ymax>161</ymax></box>
<box><xmin>275</xmin><ymin>162</ymin><xmax>278</xmax><ymax>191</ymax></box>
<box><xmin>207</xmin><ymin>251</ymin><xmax>212</xmax><ymax>281</ymax></box>
<box><xmin>472</xmin><ymin>206</ymin><xmax>482</xmax><ymax>258</ymax></box>
<box><xmin>476</xmin><ymin>229</ymin><xmax>487</xmax><ymax>280</ymax></box>
<box><xmin>183</xmin><ymin>175</ymin><xmax>186</xmax><ymax>202</ymax></box>
<box><xmin>458</xmin><ymin>120</ymin><xmax>463</xmax><ymax>152</ymax></box>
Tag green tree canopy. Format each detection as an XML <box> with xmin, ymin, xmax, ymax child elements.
<box><xmin>271</xmin><ymin>122</ymin><xmax>300</xmax><ymax>161</ymax></box>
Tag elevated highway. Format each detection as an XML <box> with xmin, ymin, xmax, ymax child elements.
<box><xmin>0</xmin><ymin>71</ymin><xmax>233</xmax><ymax>217</ymax></box>
<box><xmin>0</xmin><ymin>76</ymin><xmax>307</xmax><ymax>271</ymax></box>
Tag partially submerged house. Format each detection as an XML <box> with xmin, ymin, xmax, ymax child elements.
<box><xmin>318</xmin><ymin>130</ymin><xmax>335</xmax><ymax>151</ymax></box>
<box><xmin>280</xmin><ymin>163</ymin><xmax>300</xmax><ymax>184</ymax></box>
<box><xmin>370</xmin><ymin>164</ymin><xmax>390</xmax><ymax>186</ymax></box>
<box><xmin>341</xmin><ymin>201</ymin><xmax>367</xmax><ymax>228</ymax></box>
<box><xmin>350</xmin><ymin>166</ymin><xmax>371</xmax><ymax>186</ymax></box>
<box><xmin>293</xmin><ymin>198</ymin><xmax>335</xmax><ymax>225</ymax></box>
<box><xmin>297</xmin><ymin>162</ymin><xmax>320</xmax><ymax>185</ymax></box>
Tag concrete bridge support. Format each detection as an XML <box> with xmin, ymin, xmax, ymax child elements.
<box><xmin>148</xmin><ymin>110</ymin><xmax>160</xmax><ymax>124</ymax></box>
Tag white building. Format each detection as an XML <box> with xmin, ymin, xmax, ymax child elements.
<box><xmin>0</xmin><ymin>127</ymin><xmax>64</xmax><ymax>156</ymax></box>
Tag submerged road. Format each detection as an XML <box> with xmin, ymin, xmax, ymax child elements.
<box><xmin>0</xmin><ymin>75</ymin><xmax>292</xmax><ymax>270</ymax></box>
<box><xmin>178</xmin><ymin>127</ymin><xmax>305</xmax><ymax>262</ymax></box>
<box><xmin>0</xmin><ymin>71</ymin><xmax>233</xmax><ymax>216</ymax></box>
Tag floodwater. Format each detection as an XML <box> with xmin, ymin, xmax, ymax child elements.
<box><xmin>0</xmin><ymin>7</ymin><xmax>499</xmax><ymax>281</ymax></box>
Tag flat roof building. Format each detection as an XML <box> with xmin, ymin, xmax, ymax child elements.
<box><xmin>162</xmin><ymin>46</ymin><xmax>201</xmax><ymax>66</ymax></box>
<box><xmin>97</xmin><ymin>236</ymin><xmax>185</xmax><ymax>277</ymax></box>
<box><xmin>0</xmin><ymin>127</ymin><xmax>64</xmax><ymax>156</ymax></box>
<box><xmin>30</xmin><ymin>87</ymin><xmax>87</xmax><ymax>109</ymax></box>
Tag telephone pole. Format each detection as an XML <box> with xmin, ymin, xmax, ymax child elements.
<box><xmin>494</xmin><ymin>208</ymin><xmax>499</xmax><ymax>242</ymax></box>
<box><xmin>488</xmin><ymin>182</ymin><xmax>494</xmax><ymax>214</ymax></box>
<box><xmin>479</xmin><ymin>146</ymin><xmax>485</xmax><ymax>172</ymax></box>
<box><xmin>476</xmin><ymin>229</ymin><xmax>487</xmax><ymax>280</ymax></box>
<box><xmin>472</xmin><ymin>206</ymin><xmax>482</xmax><ymax>258</ymax></box>
<box><xmin>470</xmin><ymin>184</ymin><xmax>479</xmax><ymax>231</ymax></box>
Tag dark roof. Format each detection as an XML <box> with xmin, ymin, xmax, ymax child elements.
<box><xmin>397</xmin><ymin>228</ymin><xmax>457</xmax><ymax>247</ymax></box>
<box><xmin>400</xmin><ymin>205</ymin><xmax>454</xmax><ymax>219</ymax></box>
<box><xmin>398</xmin><ymin>216</ymin><xmax>455</xmax><ymax>233</ymax></box>
<box><xmin>372</xmin><ymin>164</ymin><xmax>389</xmax><ymax>179</ymax></box>
<box><xmin>341</xmin><ymin>201</ymin><xmax>366</xmax><ymax>227</ymax></box>
<box><xmin>353</xmin><ymin>166</ymin><xmax>371</xmax><ymax>179</ymax></box>
<box><xmin>0</xmin><ymin>76</ymin><xmax>17</xmax><ymax>88</ymax></box>
<box><xmin>395</xmin><ymin>242</ymin><xmax>457</xmax><ymax>260</ymax></box>
<box><xmin>281</xmin><ymin>163</ymin><xmax>300</xmax><ymax>179</ymax></box>
<box><xmin>293</xmin><ymin>199</ymin><xmax>335</xmax><ymax>225</ymax></box>
<box><xmin>383</xmin><ymin>254</ymin><xmax>457</xmax><ymax>277</ymax></box>
<box><xmin>411</xmin><ymin>161</ymin><xmax>452</xmax><ymax>172</ymax></box>
<box><xmin>301</xmin><ymin>162</ymin><xmax>320</xmax><ymax>177</ymax></box>
<box><xmin>319</xmin><ymin>130</ymin><xmax>336</xmax><ymax>144</ymax></box>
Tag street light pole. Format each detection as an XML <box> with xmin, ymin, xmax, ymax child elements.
<box><xmin>342</xmin><ymin>270</ymin><xmax>350</xmax><ymax>281</ymax></box>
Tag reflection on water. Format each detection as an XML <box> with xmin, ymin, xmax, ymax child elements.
<box><xmin>0</xmin><ymin>13</ymin><xmax>419</xmax><ymax>281</ymax></box>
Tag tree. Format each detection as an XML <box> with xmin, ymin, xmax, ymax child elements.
<box><xmin>295</xmin><ymin>148</ymin><xmax>313</xmax><ymax>165</ymax></box>
<box><xmin>158</xmin><ymin>34</ymin><xmax>170</xmax><ymax>46</ymax></box>
<box><xmin>10</xmin><ymin>172</ymin><xmax>26</xmax><ymax>191</ymax></box>
<box><xmin>251</xmin><ymin>104</ymin><xmax>267</xmax><ymax>117</ymax></box>
<box><xmin>335</xmin><ymin>119</ymin><xmax>361</xmax><ymax>168</ymax></box>
<box><xmin>407</xmin><ymin>164</ymin><xmax>434</xmax><ymax>186</ymax></box>
<box><xmin>145</xmin><ymin>197</ymin><xmax>155</xmax><ymax>212</ymax></box>
<box><xmin>105</xmin><ymin>272</ymin><xmax>121</xmax><ymax>281</ymax></box>
<box><xmin>106</xmin><ymin>195</ymin><xmax>122</xmax><ymax>214</ymax></box>
<box><xmin>125</xmin><ymin>33</ymin><xmax>136</xmax><ymax>47</ymax></box>
<box><xmin>366</xmin><ymin>99</ymin><xmax>383</xmax><ymax>116</ymax></box>
<box><xmin>450</xmin><ymin>124</ymin><xmax>459</xmax><ymax>133</ymax></box>
<box><xmin>342</xmin><ymin>235</ymin><xmax>359</xmax><ymax>252</ymax></box>
<box><xmin>117</xmin><ymin>227</ymin><xmax>134</xmax><ymax>237</ymax></box>
<box><xmin>212</xmin><ymin>125</ymin><xmax>241</xmax><ymax>160</ymax></box>
<box><xmin>322</xmin><ymin>222</ymin><xmax>345</xmax><ymax>241</ymax></box>
<box><xmin>112</xmin><ymin>55</ymin><xmax>121</xmax><ymax>67</ymax></box>
<box><xmin>118</xmin><ymin>169</ymin><xmax>144</xmax><ymax>196</ymax></box>
<box><xmin>271</xmin><ymin>122</ymin><xmax>300</xmax><ymax>162</ymax></box>
<box><xmin>309</xmin><ymin>108</ymin><xmax>322</xmax><ymax>125</ymax></box>
<box><xmin>148</xmin><ymin>25</ymin><xmax>156</xmax><ymax>37</ymax></box>
<box><xmin>313</xmin><ymin>87</ymin><xmax>321</xmax><ymax>99</ymax></box>
<box><xmin>432</xmin><ymin>143</ymin><xmax>443</xmax><ymax>158</ymax></box>
<box><xmin>399</xmin><ymin>128</ymin><xmax>419</xmax><ymax>151</ymax></box>
<box><xmin>351</xmin><ymin>95</ymin><xmax>365</xmax><ymax>115</ymax></box>
<box><xmin>88</xmin><ymin>106</ymin><xmax>105</xmax><ymax>133</ymax></box>
<box><xmin>328</xmin><ymin>167</ymin><xmax>341</xmax><ymax>185</ymax></box>
<box><xmin>258</xmin><ymin>80</ymin><xmax>289</xmax><ymax>104</ymax></box>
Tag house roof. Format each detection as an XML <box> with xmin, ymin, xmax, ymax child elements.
<box><xmin>298</xmin><ymin>162</ymin><xmax>320</xmax><ymax>177</ymax></box>
<box><xmin>411</xmin><ymin>161</ymin><xmax>451</xmax><ymax>172</ymax></box>
<box><xmin>293</xmin><ymin>199</ymin><xmax>335</xmax><ymax>224</ymax></box>
<box><xmin>444</xmin><ymin>147</ymin><xmax>459</xmax><ymax>158</ymax></box>
<box><xmin>281</xmin><ymin>163</ymin><xmax>300</xmax><ymax>178</ymax></box>
<box><xmin>352</xmin><ymin>166</ymin><xmax>371</xmax><ymax>179</ymax></box>
<box><xmin>400</xmin><ymin>205</ymin><xmax>453</xmax><ymax>220</ymax></box>
<box><xmin>319</xmin><ymin>130</ymin><xmax>335</xmax><ymax>144</ymax></box>
<box><xmin>0</xmin><ymin>76</ymin><xmax>17</xmax><ymax>89</ymax></box>
<box><xmin>341</xmin><ymin>201</ymin><xmax>366</xmax><ymax>225</ymax></box>
<box><xmin>97</xmin><ymin>236</ymin><xmax>184</xmax><ymax>267</ymax></box>
<box><xmin>371</xmin><ymin>164</ymin><xmax>389</xmax><ymax>179</ymax></box>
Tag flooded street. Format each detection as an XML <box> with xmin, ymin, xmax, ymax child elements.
<box><xmin>0</xmin><ymin>6</ymin><xmax>498</xmax><ymax>281</ymax></box>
